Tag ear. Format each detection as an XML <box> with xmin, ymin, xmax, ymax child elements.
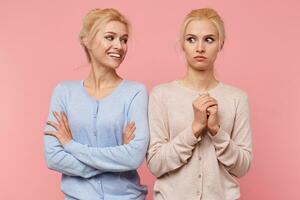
<box><xmin>219</xmin><ymin>41</ymin><xmax>224</xmax><ymax>51</ymax></box>
<box><xmin>181</xmin><ymin>42</ymin><xmax>186</xmax><ymax>53</ymax></box>
<box><xmin>82</xmin><ymin>37</ymin><xmax>89</xmax><ymax>47</ymax></box>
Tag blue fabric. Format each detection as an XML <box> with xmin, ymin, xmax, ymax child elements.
<box><xmin>44</xmin><ymin>80</ymin><xmax>149</xmax><ymax>200</ymax></box>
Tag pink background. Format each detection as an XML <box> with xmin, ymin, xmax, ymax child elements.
<box><xmin>1</xmin><ymin>0</ymin><xmax>299</xmax><ymax>199</ymax></box>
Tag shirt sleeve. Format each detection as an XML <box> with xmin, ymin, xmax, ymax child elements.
<box><xmin>43</xmin><ymin>83</ymin><xmax>103</xmax><ymax>178</ymax></box>
<box><xmin>63</xmin><ymin>85</ymin><xmax>150</xmax><ymax>172</ymax></box>
<box><xmin>208</xmin><ymin>93</ymin><xmax>253</xmax><ymax>178</ymax></box>
<box><xmin>146</xmin><ymin>89</ymin><xmax>201</xmax><ymax>178</ymax></box>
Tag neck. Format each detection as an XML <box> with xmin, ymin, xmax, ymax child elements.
<box><xmin>180</xmin><ymin>65</ymin><xmax>219</xmax><ymax>92</ymax></box>
<box><xmin>85</xmin><ymin>60</ymin><xmax>122</xmax><ymax>89</ymax></box>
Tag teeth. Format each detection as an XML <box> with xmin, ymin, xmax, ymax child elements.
<box><xmin>108</xmin><ymin>53</ymin><xmax>121</xmax><ymax>58</ymax></box>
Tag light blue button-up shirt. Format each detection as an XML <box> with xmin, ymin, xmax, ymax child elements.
<box><xmin>44</xmin><ymin>80</ymin><xmax>149</xmax><ymax>200</ymax></box>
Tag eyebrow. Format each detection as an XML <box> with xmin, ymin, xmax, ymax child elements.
<box><xmin>185</xmin><ymin>33</ymin><xmax>217</xmax><ymax>38</ymax></box>
<box><xmin>104</xmin><ymin>32</ymin><xmax>128</xmax><ymax>37</ymax></box>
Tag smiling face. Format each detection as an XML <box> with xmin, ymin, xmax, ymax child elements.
<box><xmin>86</xmin><ymin>20</ymin><xmax>128</xmax><ymax>70</ymax></box>
<box><xmin>182</xmin><ymin>19</ymin><xmax>220</xmax><ymax>71</ymax></box>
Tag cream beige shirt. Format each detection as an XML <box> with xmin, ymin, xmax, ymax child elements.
<box><xmin>146</xmin><ymin>81</ymin><xmax>252</xmax><ymax>200</ymax></box>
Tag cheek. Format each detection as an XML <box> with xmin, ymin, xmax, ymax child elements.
<box><xmin>207</xmin><ymin>45</ymin><xmax>219</xmax><ymax>59</ymax></box>
<box><xmin>183</xmin><ymin>44</ymin><xmax>195</xmax><ymax>58</ymax></box>
<box><xmin>93</xmin><ymin>42</ymin><xmax>108</xmax><ymax>55</ymax></box>
<box><xmin>123</xmin><ymin>44</ymin><xmax>128</xmax><ymax>53</ymax></box>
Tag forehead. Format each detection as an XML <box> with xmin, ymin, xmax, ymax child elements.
<box><xmin>101</xmin><ymin>20</ymin><xmax>128</xmax><ymax>35</ymax></box>
<box><xmin>185</xmin><ymin>19</ymin><xmax>219</xmax><ymax>37</ymax></box>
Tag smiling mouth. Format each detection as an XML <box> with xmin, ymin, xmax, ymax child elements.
<box><xmin>107</xmin><ymin>52</ymin><xmax>122</xmax><ymax>59</ymax></box>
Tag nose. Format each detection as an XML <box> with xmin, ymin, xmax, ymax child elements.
<box><xmin>196</xmin><ymin>41</ymin><xmax>205</xmax><ymax>53</ymax></box>
<box><xmin>113</xmin><ymin>39</ymin><xmax>122</xmax><ymax>50</ymax></box>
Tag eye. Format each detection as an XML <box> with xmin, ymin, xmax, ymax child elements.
<box><xmin>205</xmin><ymin>37</ymin><xmax>215</xmax><ymax>43</ymax></box>
<box><xmin>121</xmin><ymin>38</ymin><xmax>128</xmax><ymax>44</ymax></box>
<box><xmin>105</xmin><ymin>35</ymin><xmax>114</xmax><ymax>41</ymax></box>
<box><xmin>186</xmin><ymin>37</ymin><xmax>196</xmax><ymax>43</ymax></box>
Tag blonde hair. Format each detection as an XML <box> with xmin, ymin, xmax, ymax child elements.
<box><xmin>180</xmin><ymin>8</ymin><xmax>225</xmax><ymax>50</ymax></box>
<box><xmin>79</xmin><ymin>8</ymin><xmax>130</xmax><ymax>63</ymax></box>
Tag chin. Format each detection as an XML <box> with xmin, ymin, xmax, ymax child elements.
<box><xmin>190</xmin><ymin>63</ymin><xmax>210</xmax><ymax>71</ymax></box>
<box><xmin>103</xmin><ymin>60</ymin><xmax>122</xmax><ymax>69</ymax></box>
<box><xmin>107</xmin><ymin>64</ymin><xmax>120</xmax><ymax>70</ymax></box>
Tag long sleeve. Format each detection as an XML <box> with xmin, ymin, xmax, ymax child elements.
<box><xmin>208</xmin><ymin>94</ymin><xmax>253</xmax><ymax>178</ymax></box>
<box><xmin>63</xmin><ymin>86</ymin><xmax>150</xmax><ymax>172</ymax></box>
<box><xmin>146</xmin><ymin>89</ymin><xmax>201</xmax><ymax>178</ymax></box>
<box><xmin>44</xmin><ymin>83</ymin><xmax>103</xmax><ymax>178</ymax></box>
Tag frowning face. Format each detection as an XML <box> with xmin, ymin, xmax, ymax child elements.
<box><xmin>182</xmin><ymin>19</ymin><xmax>220</xmax><ymax>71</ymax></box>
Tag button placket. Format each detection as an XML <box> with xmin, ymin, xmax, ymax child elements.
<box><xmin>197</xmin><ymin>147</ymin><xmax>203</xmax><ymax>198</ymax></box>
<box><xmin>93</xmin><ymin>101</ymin><xmax>99</xmax><ymax>138</ymax></box>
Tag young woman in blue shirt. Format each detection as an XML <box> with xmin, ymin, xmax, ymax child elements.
<box><xmin>44</xmin><ymin>8</ymin><xmax>149</xmax><ymax>200</ymax></box>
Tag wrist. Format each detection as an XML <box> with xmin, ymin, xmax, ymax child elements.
<box><xmin>61</xmin><ymin>138</ymin><xmax>72</xmax><ymax>147</ymax></box>
<box><xmin>192</xmin><ymin>122</ymin><xmax>206</xmax><ymax>138</ymax></box>
<box><xmin>208</xmin><ymin>125</ymin><xmax>220</xmax><ymax>136</ymax></box>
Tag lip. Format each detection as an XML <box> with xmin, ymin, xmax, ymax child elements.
<box><xmin>194</xmin><ymin>55</ymin><xmax>207</xmax><ymax>61</ymax></box>
<box><xmin>107</xmin><ymin>52</ymin><xmax>123</xmax><ymax>60</ymax></box>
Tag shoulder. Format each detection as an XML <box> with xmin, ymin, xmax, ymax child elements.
<box><xmin>150</xmin><ymin>81</ymin><xmax>176</xmax><ymax>97</ymax></box>
<box><xmin>51</xmin><ymin>80</ymin><xmax>81</xmax><ymax>98</ymax></box>
<box><xmin>220</xmin><ymin>83</ymin><xmax>248</xmax><ymax>99</ymax></box>
<box><xmin>122</xmin><ymin>80</ymin><xmax>148</xmax><ymax>94</ymax></box>
<box><xmin>56</xmin><ymin>80</ymin><xmax>81</xmax><ymax>89</ymax></box>
<box><xmin>218</xmin><ymin>83</ymin><xmax>249</xmax><ymax>108</ymax></box>
<box><xmin>121</xmin><ymin>80</ymin><xmax>148</xmax><ymax>107</ymax></box>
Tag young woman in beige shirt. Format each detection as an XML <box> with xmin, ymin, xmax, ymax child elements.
<box><xmin>147</xmin><ymin>8</ymin><xmax>252</xmax><ymax>200</ymax></box>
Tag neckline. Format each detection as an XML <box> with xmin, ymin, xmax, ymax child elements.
<box><xmin>80</xmin><ymin>79</ymin><xmax>126</xmax><ymax>102</ymax></box>
<box><xmin>173</xmin><ymin>80</ymin><xmax>223</xmax><ymax>94</ymax></box>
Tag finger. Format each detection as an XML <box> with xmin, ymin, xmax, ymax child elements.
<box><xmin>46</xmin><ymin>121</ymin><xmax>59</xmax><ymax>130</ymax></box>
<box><xmin>61</xmin><ymin>111</ymin><xmax>68</xmax><ymax>123</ymax></box>
<box><xmin>198</xmin><ymin>96</ymin><xmax>216</xmax><ymax>105</ymax></box>
<box><xmin>125</xmin><ymin>126</ymin><xmax>136</xmax><ymax>140</ymax></box>
<box><xmin>194</xmin><ymin>95</ymin><xmax>215</xmax><ymax>106</ymax></box>
<box><xmin>61</xmin><ymin>112</ymin><xmax>71</xmax><ymax>133</ymax></box>
<box><xmin>194</xmin><ymin>93</ymin><xmax>210</xmax><ymax>102</ymax></box>
<box><xmin>128</xmin><ymin>124</ymin><xmax>136</xmax><ymax>133</ymax></box>
<box><xmin>128</xmin><ymin>134</ymin><xmax>135</xmax><ymax>141</ymax></box>
<box><xmin>195</xmin><ymin>99</ymin><xmax>215</xmax><ymax>110</ymax></box>
<box><xmin>124</xmin><ymin>122</ymin><xmax>135</xmax><ymax>133</ymax></box>
<box><xmin>129</xmin><ymin>121</ymin><xmax>135</xmax><ymax>128</ymax></box>
<box><xmin>127</xmin><ymin>122</ymin><xmax>135</xmax><ymax>129</ymax></box>
<box><xmin>60</xmin><ymin>111</ymin><xmax>68</xmax><ymax>127</ymax></box>
<box><xmin>124</xmin><ymin>122</ymin><xmax>133</xmax><ymax>134</ymax></box>
<box><xmin>207</xmin><ymin>105</ymin><xmax>218</xmax><ymax>114</ymax></box>
<box><xmin>54</xmin><ymin>112</ymin><xmax>69</xmax><ymax>133</ymax></box>
<box><xmin>44</xmin><ymin>131</ymin><xmax>59</xmax><ymax>137</ymax></box>
<box><xmin>53</xmin><ymin>111</ymin><xmax>63</xmax><ymax>126</ymax></box>
<box><xmin>201</xmin><ymin>101</ymin><xmax>218</xmax><ymax>111</ymax></box>
<box><xmin>127</xmin><ymin>126</ymin><xmax>136</xmax><ymax>137</ymax></box>
<box><xmin>207</xmin><ymin>103</ymin><xmax>218</xmax><ymax>109</ymax></box>
<box><xmin>193</xmin><ymin>97</ymin><xmax>211</xmax><ymax>108</ymax></box>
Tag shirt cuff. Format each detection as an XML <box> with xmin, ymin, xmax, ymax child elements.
<box><xmin>183</xmin><ymin>125</ymin><xmax>202</xmax><ymax>146</ymax></box>
<box><xmin>208</xmin><ymin>127</ymin><xmax>230</xmax><ymax>144</ymax></box>
<box><xmin>63</xmin><ymin>140</ymin><xmax>80</xmax><ymax>154</ymax></box>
